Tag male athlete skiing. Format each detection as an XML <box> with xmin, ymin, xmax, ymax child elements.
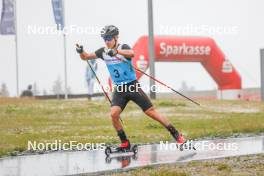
<box><xmin>76</xmin><ymin>25</ymin><xmax>184</xmax><ymax>150</ymax></box>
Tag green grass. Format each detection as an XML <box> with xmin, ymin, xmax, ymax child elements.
<box><xmin>0</xmin><ymin>97</ymin><xmax>264</xmax><ymax>157</ymax></box>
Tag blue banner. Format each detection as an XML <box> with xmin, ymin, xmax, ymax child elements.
<box><xmin>0</xmin><ymin>1</ymin><xmax>2</xmax><ymax>23</ymax></box>
<box><xmin>51</xmin><ymin>0</ymin><xmax>64</xmax><ymax>30</ymax></box>
<box><xmin>0</xmin><ymin>0</ymin><xmax>15</xmax><ymax>35</ymax></box>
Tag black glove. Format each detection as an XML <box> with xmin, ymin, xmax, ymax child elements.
<box><xmin>76</xmin><ymin>45</ymin><xmax>84</xmax><ymax>54</ymax></box>
<box><xmin>106</xmin><ymin>48</ymin><xmax>117</xmax><ymax>57</ymax></box>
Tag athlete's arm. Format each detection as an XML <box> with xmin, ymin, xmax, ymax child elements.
<box><xmin>80</xmin><ymin>52</ymin><xmax>97</xmax><ymax>60</ymax></box>
<box><xmin>116</xmin><ymin>44</ymin><xmax>135</xmax><ymax>59</ymax></box>
<box><xmin>116</xmin><ymin>49</ymin><xmax>135</xmax><ymax>58</ymax></box>
<box><xmin>76</xmin><ymin>44</ymin><xmax>99</xmax><ymax>60</ymax></box>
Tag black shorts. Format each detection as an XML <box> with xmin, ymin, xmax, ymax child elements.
<box><xmin>111</xmin><ymin>80</ymin><xmax>153</xmax><ymax>112</ymax></box>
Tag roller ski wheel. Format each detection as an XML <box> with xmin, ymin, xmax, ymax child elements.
<box><xmin>105</xmin><ymin>146</ymin><xmax>112</xmax><ymax>156</ymax></box>
<box><xmin>132</xmin><ymin>145</ymin><xmax>138</xmax><ymax>154</ymax></box>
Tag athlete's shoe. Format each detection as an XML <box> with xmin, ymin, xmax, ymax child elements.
<box><xmin>177</xmin><ymin>133</ymin><xmax>185</xmax><ymax>144</ymax></box>
<box><xmin>117</xmin><ymin>140</ymin><xmax>131</xmax><ymax>151</ymax></box>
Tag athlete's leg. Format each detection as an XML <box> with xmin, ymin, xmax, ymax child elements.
<box><xmin>144</xmin><ymin>107</ymin><xmax>170</xmax><ymax>127</ymax></box>
<box><xmin>144</xmin><ymin>107</ymin><xmax>184</xmax><ymax>143</ymax></box>
<box><xmin>110</xmin><ymin>105</ymin><xmax>123</xmax><ymax>131</ymax></box>
<box><xmin>129</xmin><ymin>83</ymin><xmax>184</xmax><ymax>143</ymax></box>
<box><xmin>129</xmin><ymin>84</ymin><xmax>171</xmax><ymax>127</ymax></box>
<box><xmin>110</xmin><ymin>105</ymin><xmax>130</xmax><ymax>148</ymax></box>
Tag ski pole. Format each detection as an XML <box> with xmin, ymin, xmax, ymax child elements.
<box><xmin>86</xmin><ymin>60</ymin><xmax>111</xmax><ymax>103</ymax></box>
<box><xmin>115</xmin><ymin>56</ymin><xmax>200</xmax><ymax>106</ymax></box>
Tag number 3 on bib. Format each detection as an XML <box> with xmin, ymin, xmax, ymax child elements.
<box><xmin>113</xmin><ymin>69</ymin><xmax>120</xmax><ymax>78</ymax></box>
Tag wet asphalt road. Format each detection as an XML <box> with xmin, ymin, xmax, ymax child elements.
<box><xmin>0</xmin><ymin>136</ymin><xmax>263</xmax><ymax>176</ymax></box>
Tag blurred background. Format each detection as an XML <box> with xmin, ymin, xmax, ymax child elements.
<box><xmin>0</xmin><ymin>0</ymin><xmax>263</xmax><ymax>100</ymax></box>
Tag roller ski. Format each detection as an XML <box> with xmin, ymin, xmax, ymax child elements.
<box><xmin>105</xmin><ymin>140</ymin><xmax>138</xmax><ymax>156</ymax></box>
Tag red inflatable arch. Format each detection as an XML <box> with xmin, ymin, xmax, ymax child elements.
<box><xmin>131</xmin><ymin>36</ymin><xmax>242</xmax><ymax>99</ymax></box>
